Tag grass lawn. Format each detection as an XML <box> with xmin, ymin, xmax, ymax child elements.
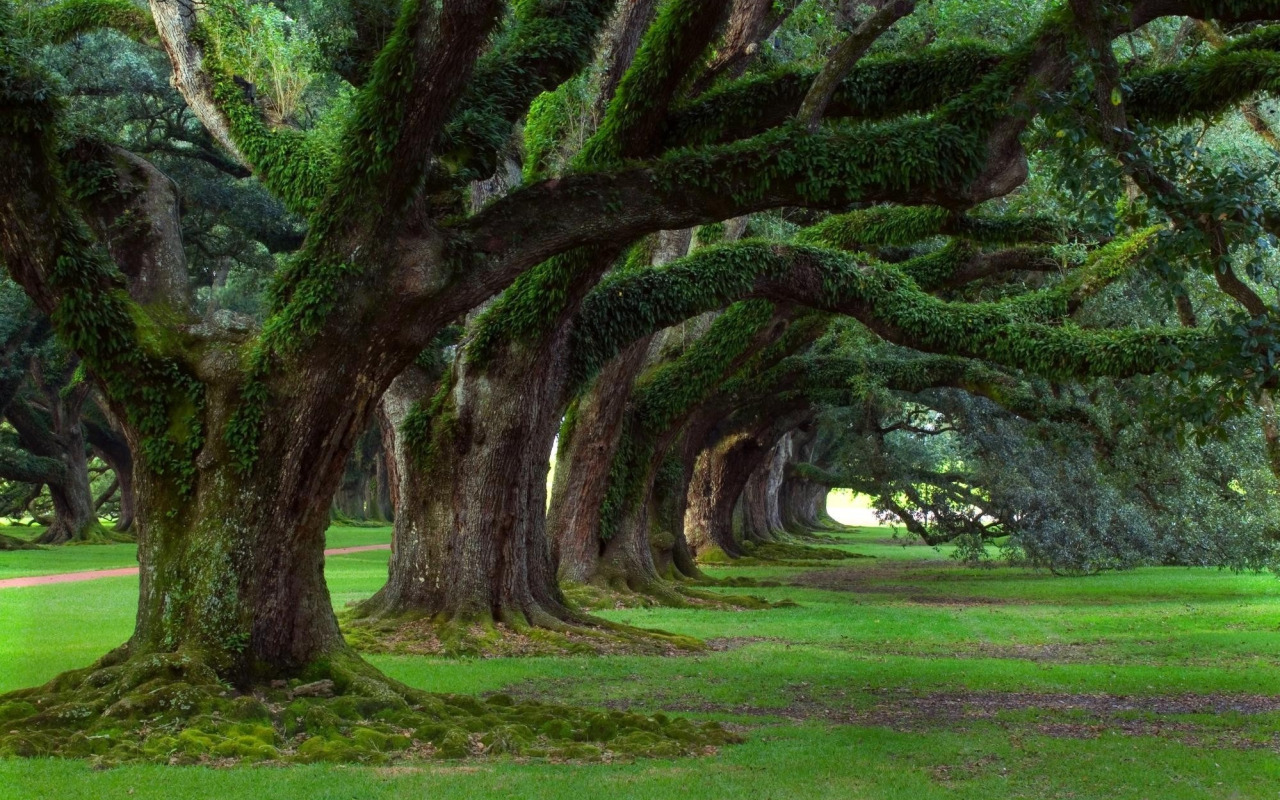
<box><xmin>0</xmin><ymin>524</ymin><xmax>392</xmax><ymax>580</ymax></box>
<box><xmin>2</xmin><ymin>522</ymin><xmax>1279</xmax><ymax>798</ymax></box>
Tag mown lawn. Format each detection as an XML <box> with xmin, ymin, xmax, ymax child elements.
<box><xmin>2</xmin><ymin>523</ymin><xmax>1279</xmax><ymax>798</ymax></box>
<box><xmin>0</xmin><ymin>524</ymin><xmax>391</xmax><ymax>580</ymax></box>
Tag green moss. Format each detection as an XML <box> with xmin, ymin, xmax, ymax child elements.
<box><xmin>433</xmin><ymin>0</ymin><xmax>615</xmax><ymax>186</ymax></box>
<box><xmin>29</xmin><ymin>0</ymin><xmax>154</xmax><ymax>46</ymax></box>
<box><xmin>596</xmin><ymin>301</ymin><xmax>777</xmax><ymax>541</ymax></box>
<box><xmin>0</xmin><ymin>648</ymin><xmax>737</xmax><ymax>765</ymax></box>
<box><xmin>1126</xmin><ymin>25</ymin><xmax>1280</xmax><ymax>124</ymax></box>
<box><xmin>661</xmin><ymin>41</ymin><xmax>1005</xmax><ymax>148</ymax></box>
<box><xmin>570</xmin><ymin>230</ymin><xmax>1193</xmax><ymax>388</ymax></box>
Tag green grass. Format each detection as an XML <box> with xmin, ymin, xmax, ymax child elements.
<box><xmin>3</xmin><ymin>524</ymin><xmax>1280</xmax><ymax>798</ymax></box>
<box><xmin>0</xmin><ymin>524</ymin><xmax>392</xmax><ymax>580</ymax></box>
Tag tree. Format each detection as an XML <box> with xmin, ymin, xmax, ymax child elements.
<box><xmin>5</xmin><ymin>0</ymin><xmax>1280</xmax><ymax>763</ymax></box>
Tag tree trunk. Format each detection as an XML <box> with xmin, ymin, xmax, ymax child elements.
<box><xmin>6</xmin><ymin>382</ymin><xmax>111</xmax><ymax>545</ymax></box>
<box><xmin>368</xmin><ymin>451</ymin><xmax>390</xmax><ymax>523</ymax></box>
<box><xmin>646</xmin><ymin>454</ymin><xmax>703</xmax><ymax>580</ymax></box>
<box><xmin>115</xmin><ymin>361</ymin><xmax>386</xmax><ymax>684</ymax></box>
<box><xmin>548</xmin><ymin>337</ymin><xmax>653</xmax><ymax>583</ymax></box>
<box><xmin>37</xmin><ymin>437</ymin><xmax>100</xmax><ymax>545</ymax></box>
<box><xmin>685</xmin><ymin>412</ymin><xmax>812</xmax><ymax>559</ymax></box>
<box><xmin>739</xmin><ymin>442</ymin><xmax>786</xmax><ymax>544</ymax></box>
<box><xmin>86</xmin><ymin>404</ymin><xmax>137</xmax><ymax>533</ymax></box>
<box><xmin>685</xmin><ymin>435</ymin><xmax>753</xmax><ymax>559</ymax></box>
<box><xmin>780</xmin><ymin>476</ymin><xmax>824</xmax><ymax>533</ymax></box>
<box><xmin>358</xmin><ymin>349</ymin><xmax>579</xmax><ymax>629</ymax></box>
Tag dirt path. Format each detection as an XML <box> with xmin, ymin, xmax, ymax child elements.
<box><xmin>0</xmin><ymin>544</ymin><xmax>390</xmax><ymax>590</ymax></box>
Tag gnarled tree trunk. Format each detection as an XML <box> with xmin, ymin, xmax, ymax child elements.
<box><xmin>549</xmin><ymin>337</ymin><xmax>654</xmax><ymax>584</ymax></box>
<box><xmin>7</xmin><ymin>384</ymin><xmax>108</xmax><ymax>545</ymax></box>
<box><xmin>358</xmin><ymin>344</ymin><xmax>580</xmax><ymax>629</ymax></box>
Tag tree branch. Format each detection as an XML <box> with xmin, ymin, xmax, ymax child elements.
<box><xmin>798</xmin><ymin>0</ymin><xmax>917</xmax><ymax>132</ymax></box>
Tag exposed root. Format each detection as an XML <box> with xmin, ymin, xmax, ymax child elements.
<box><xmin>341</xmin><ymin>612</ymin><xmax>706</xmax><ymax>658</ymax></box>
<box><xmin>698</xmin><ymin>540</ymin><xmax>872</xmax><ymax>566</ymax></box>
<box><xmin>563</xmin><ymin>581</ymin><xmax>789</xmax><ymax>613</ymax></box>
<box><xmin>0</xmin><ymin>531</ymin><xmax>40</xmax><ymax>550</ymax></box>
<box><xmin>0</xmin><ymin>649</ymin><xmax>738</xmax><ymax>765</ymax></box>
<box><xmin>35</xmin><ymin>520</ymin><xmax>134</xmax><ymax>546</ymax></box>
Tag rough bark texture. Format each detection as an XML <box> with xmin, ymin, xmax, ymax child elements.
<box><xmin>778</xmin><ymin>426</ymin><xmax>838</xmax><ymax>533</ymax></box>
<box><xmin>359</xmin><ymin>341</ymin><xmax>581</xmax><ymax>628</ymax></box>
<box><xmin>685</xmin><ymin>411</ymin><xmax>813</xmax><ymax>558</ymax></box>
<box><xmin>87</xmin><ymin>410</ymin><xmax>137</xmax><ymax>533</ymax></box>
<box><xmin>739</xmin><ymin>438</ymin><xmax>787</xmax><ymax>544</ymax></box>
<box><xmin>549</xmin><ymin>336</ymin><xmax>654</xmax><ymax>583</ymax></box>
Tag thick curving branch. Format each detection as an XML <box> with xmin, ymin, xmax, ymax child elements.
<box><xmin>31</xmin><ymin>0</ymin><xmax>156</xmax><ymax>44</ymax></box>
<box><xmin>567</xmin><ymin>235</ymin><xmax>1202</xmax><ymax>387</ymax></box>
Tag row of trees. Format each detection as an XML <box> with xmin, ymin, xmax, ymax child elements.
<box><xmin>3</xmin><ymin>0</ymin><xmax>1280</xmax><ymax>763</ymax></box>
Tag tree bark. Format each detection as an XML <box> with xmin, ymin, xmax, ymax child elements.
<box><xmin>6</xmin><ymin>383</ymin><xmax>108</xmax><ymax>545</ymax></box>
<box><xmin>86</xmin><ymin>408</ymin><xmax>137</xmax><ymax>533</ymax></box>
<box><xmin>359</xmin><ymin>345</ymin><xmax>580</xmax><ymax>628</ymax></box>
<box><xmin>549</xmin><ymin>336</ymin><xmax>654</xmax><ymax>584</ymax></box>
<box><xmin>119</xmin><ymin>357</ymin><xmax>389</xmax><ymax>683</ymax></box>
<box><xmin>685</xmin><ymin>411</ymin><xmax>813</xmax><ymax>558</ymax></box>
<box><xmin>739</xmin><ymin>440</ymin><xmax>786</xmax><ymax>544</ymax></box>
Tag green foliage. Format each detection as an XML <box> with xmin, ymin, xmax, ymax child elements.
<box><xmin>434</xmin><ymin>0</ymin><xmax>615</xmax><ymax>185</ymax></box>
<box><xmin>25</xmin><ymin>0</ymin><xmax>153</xmax><ymax>45</ymax></box>
<box><xmin>204</xmin><ymin>0</ymin><xmax>321</xmax><ymax>123</ymax></box>
<box><xmin>471</xmin><ymin>0</ymin><xmax>731</xmax><ymax>365</ymax></box>
<box><xmin>797</xmin><ymin>205</ymin><xmax>1063</xmax><ymax>252</ymax></box>
<box><xmin>1126</xmin><ymin>26</ymin><xmax>1280</xmax><ymax>124</ymax></box>
<box><xmin>597</xmin><ymin>301</ymin><xmax>778</xmax><ymax>540</ymax></box>
<box><xmin>661</xmin><ymin>41</ymin><xmax>1004</xmax><ymax>148</ymax></box>
<box><xmin>571</xmin><ymin>230</ymin><xmax>1181</xmax><ymax>389</ymax></box>
<box><xmin>521</xmin><ymin>73</ymin><xmax>592</xmax><ymax>182</ymax></box>
<box><xmin>0</xmin><ymin>25</ymin><xmax>203</xmax><ymax>494</ymax></box>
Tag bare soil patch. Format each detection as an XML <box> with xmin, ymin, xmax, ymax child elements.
<box><xmin>509</xmin><ymin>679</ymin><xmax>1280</xmax><ymax>751</ymax></box>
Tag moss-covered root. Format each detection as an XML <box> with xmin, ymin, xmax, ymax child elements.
<box><xmin>698</xmin><ymin>540</ymin><xmax>872</xmax><ymax>567</ymax></box>
<box><xmin>562</xmin><ymin>581</ymin><xmax>786</xmax><ymax>612</ymax></box>
<box><xmin>35</xmin><ymin>519</ymin><xmax>135</xmax><ymax>546</ymax></box>
<box><xmin>342</xmin><ymin>612</ymin><xmax>708</xmax><ymax>658</ymax></box>
<box><xmin>0</xmin><ymin>650</ymin><xmax>737</xmax><ymax>765</ymax></box>
<box><xmin>0</xmin><ymin>531</ymin><xmax>40</xmax><ymax>550</ymax></box>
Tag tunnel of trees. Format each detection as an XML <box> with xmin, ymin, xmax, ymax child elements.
<box><xmin>3</xmin><ymin>0</ymin><xmax>1280</xmax><ymax>764</ymax></box>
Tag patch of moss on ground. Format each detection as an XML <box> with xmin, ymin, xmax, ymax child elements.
<box><xmin>698</xmin><ymin>540</ymin><xmax>873</xmax><ymax>567</ymax></box>
<box><xmin>341</xmin><ymin>614</ymin><xmax>708</xmax><ymax>658</ymax></box>
<box><xmin>0</xmin><ymin>650</ymin><xmax>737</xmax><ymax>766</ymax></box>
<box><xmin>561</xmin><ymin>581</ymin><xmax>786</xmax><ymax>613</ymax></box>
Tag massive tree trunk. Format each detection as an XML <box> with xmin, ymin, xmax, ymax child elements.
<box><xmin>778</xmin><ymin>426</ymin><xmax>839</xmax><ymax>533</ymax></box>
<box><xmin>549</xmin><ymin>337</ymin><xmax>654</xmax><ymax>584</ymax></box>
<box><xmin>358</xmin><ymin>343</ymin><xmax>580</xmax><ymax>629</ymax></box>
<box><xmin>780</xmin><ymin>476</ymin><xmax>834</xmax><ymax>533</ymax></box>
<box><xmin>647</xmin><ymin>454</ymin><xmax>703</xmax><ymax>580</ymax></box>
<box><xmin>116</xmin><ymin>349</ymin><xmax>404</xmax><ymax>683</ymax></box>
<box><xmin>739</xmin><ymin>439</ymin><xmax>787</xmax><ymax>544</ymax></box>
<box><xmin>685</xmin><ymin>412</ymin><xmax>812</xmax><ymax>559</ymax></box>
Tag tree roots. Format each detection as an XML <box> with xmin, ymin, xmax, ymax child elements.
<box><xmin>34</xmin><ymin>520</ymin><xmax>134</xmax><ymax>546</ymax></box>
<box><xmin>0</xmin><ymin>648</ymin><xmax>737</xmax><ymax>765</ymax></box>
<box><xmin>341</xmin><ymin>611</ymin><xmax>708</xmax><ymax>658</ymax></box>
<box><xmin>698</xmin><ymin>539</ymin><xmax>872</xmax><ymax>566</ymax></box>
<box><xmin>0</xmin><ymin>531</ymin><xmax>39</xmax><ymax>550</ymax></box>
